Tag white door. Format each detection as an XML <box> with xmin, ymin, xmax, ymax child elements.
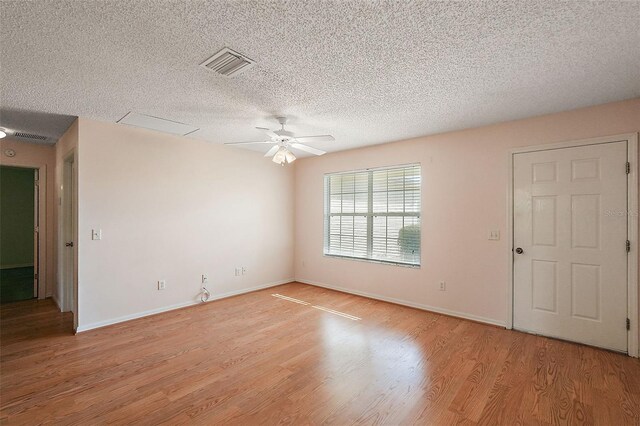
<box><xmin>33</xmin><ymin>169</ymin><xmax>39</xmax><ymax>298</ymax></box>
<box><xmin>513</xmin><ymin>141</ymin><xmax>628</xmax><ymax>352</ymax></box>
<box><xmin>62</xmin><ymin>156</ymin><xmax>76</xmax><ymax>316</ymax></box>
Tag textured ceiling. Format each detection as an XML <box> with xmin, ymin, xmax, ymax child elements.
<box><xmin>1</xmin><ymin>1</ymin><xmax>639</xmax><ymax>153</ymax></box>
<box><xmin>0</xmin><ymin>108</ymin><xmax>77</xmax><ymax>143</ymax></box>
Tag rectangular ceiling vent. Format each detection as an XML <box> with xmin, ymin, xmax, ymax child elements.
<box><xmin>14</xmin><ymin>132</ymin><xmax>48</xmax><ymax>141</ymax></box>
<box><xmin>200</xmin><ymin>47</ymin><xmax>255</xmax><ymax>77</ymax></box>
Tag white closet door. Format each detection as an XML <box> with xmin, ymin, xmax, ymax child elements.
<box><xmin>513</xmin><ymin>141</ymin><xmax>628</xmax><ymax>352</ymax></box>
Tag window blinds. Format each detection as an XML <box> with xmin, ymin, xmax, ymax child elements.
<box><xmin>324</xmin><ymin>164</ymin><xmax>421</xmax><ymax>266</ymax></box>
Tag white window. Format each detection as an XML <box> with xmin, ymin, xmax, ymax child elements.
<box><xmin>324</xmin><ymin>164</ymin><xmax>421</xmax><ymax>266</ymax></box>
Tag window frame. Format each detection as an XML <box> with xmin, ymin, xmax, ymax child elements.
<box><xmin>323</xmin><ymin>163</ymin><xmax>421</xmax><ymax>267</ymax></box>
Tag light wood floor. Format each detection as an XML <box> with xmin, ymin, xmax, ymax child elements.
<box><xmin>1</xmin><ymin>283</ymin><xmax>639</xmax><ymax>425</ymax></box>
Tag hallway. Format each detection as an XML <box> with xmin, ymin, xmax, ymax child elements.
<box><xmin>0</xmin><ymin>267</ymin><xmax>34</xmax><ymax>303</ymax></box>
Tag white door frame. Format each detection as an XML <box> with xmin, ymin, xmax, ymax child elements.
<box><xmin>0</xmin><ymin>163</ymin><xmax>48</xmax><ymax>300</ymax></box>
<box><xmin>506</xmin><ymin>133</ymin><xmax>639</xmax><ymax>357</ymax></box>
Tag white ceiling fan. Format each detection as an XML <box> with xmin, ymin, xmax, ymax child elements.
<box><xmin>225</xmin><ymin>117</ymin><xmax>334</xmax><ymax>165</ymax></box>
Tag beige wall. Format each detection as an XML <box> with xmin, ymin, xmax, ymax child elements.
<box><xmin>0</xmin><ymin>138</ymin><xmax>56</xmax><ymax>298</ymax></box>
<box><xmin>75</xmin><ymin>118</ymin><xmax>294</xmax><ymax>330</ymax></box>
<box><xmin>6</xmin><ymin>98</ymin><xmax>636</xmax><ymax>342</ymax></box>
<box><xmin>294</xmin><ymin>98</ymin><xmax>640</xmax><ymax>327</ymax></box>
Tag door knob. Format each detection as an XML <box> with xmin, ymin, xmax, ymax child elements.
<box><xmin>515</xmin><ymin>247</ymin><xmax>523</xmax><ymax>254</ymax></box>
<box><xmin>65</xmin><ymin>242</ymin><xmax>74</xmax><ymax>247</ymax></box>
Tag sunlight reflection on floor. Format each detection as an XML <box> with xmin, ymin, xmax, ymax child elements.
<box><xmin>319</xmin><ymin>314</ymin><xmax>427</xmax><ymax>398</ymax></box>
<box><xmin>272</xmin><ymin>293</ymin><xmax>362</xmax><ymax>320</ymax></box>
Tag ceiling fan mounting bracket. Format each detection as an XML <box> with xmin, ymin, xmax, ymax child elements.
<box><xmin>276</xmin><ymin>116</ymin><xmax>288</xmax><ymax>127</ymax></box>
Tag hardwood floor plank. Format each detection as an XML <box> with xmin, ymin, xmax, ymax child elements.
<box><xmin>2</xmin><ymin>282</ymin><xmax>639</xmax><ymax>425</ymax></box>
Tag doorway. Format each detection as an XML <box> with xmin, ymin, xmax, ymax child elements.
<box><xmin>0</xmin><ymin>165</ymin><xmax>39</xmax><ymax>303</ymax></box>
<box><xmin>509</xmin><ymin>134</ymin><xmax>638</xmax><ymax>356</ymax></box>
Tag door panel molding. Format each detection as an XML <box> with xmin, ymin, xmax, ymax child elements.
<box><xmin>507</xmin><ymin>133</ymin><xmax>639</xmax><ymax>357</ymax></box>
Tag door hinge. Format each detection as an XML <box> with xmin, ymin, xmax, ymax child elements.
<box><xmin>626</xmin><ymin>162</ymin><xmax>631</xmax><ymax>174</ymax></box>
<box><xmin>627</xmin><ymin>240</ymin><xmax>631</xmax><ymax>253</ymax></box>
<box><xmin>627</xmin><ymin>318</ymin><xmax>631</xmax><ymax>330</ymax></box>
<box><xmin>34</xmin><ymin>273</ymin><xmax>38</xmax><ymax>280</ymax></box>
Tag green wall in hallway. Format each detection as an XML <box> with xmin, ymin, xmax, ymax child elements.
<box><xmin>0</xmin><ymin>166</ymin><xmax>35</xmax><ymax>268</ymax></box>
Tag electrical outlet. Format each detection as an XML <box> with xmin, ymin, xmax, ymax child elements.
<box><xmin>439</xmin><ymin>281</ymin><xmax>446</xmax><ymax>291</ymax></box>
<box><xmin>158</xmin><ymin>280</ymin><xmax>166</xmax><ymax>290</ymax></box>
<box><xmin>241</xmin><ymin>267</ymin><xmax>247</xmax><ymax>275</ymax></box>
<box><xmin>202</xmin><ymin>274</ymin><xmax>208</xmax><ymax>284</ymax></box>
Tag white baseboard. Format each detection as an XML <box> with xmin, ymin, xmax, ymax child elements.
<box><xmin>76</xmin><ymin>278</ymin><xmax>293</xmax><ymax>333</ymax></box>
<box><xmin>297</xmin><ymin>279</ymin><xmax>506</xmax><ymax>328</ymax></box>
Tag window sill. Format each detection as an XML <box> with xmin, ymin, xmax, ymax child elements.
<box><xmin>323</xmin><ymin>253</ymin><xmax>421</xmax><ymax>269</ymax></box>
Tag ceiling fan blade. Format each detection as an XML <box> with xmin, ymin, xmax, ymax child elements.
<box><xmin>264</xmin><ymin>145</ymin><xmax>280</xmax><ymax>157</ymax></box>
<box><xmin>255</xmin><ymin>127</ymin><xmax>279</xmax><ymax>139</ymax></box>
<box><xmin>294</xmin><ymin>135</ymin><xmax>335</xmax><ymax>143</ymax></box>
<box><xmin>290</xmin><ymin>143</ymin><xmax>326</xmax><ymax>156</ymax></box>
<box><xmin>225</xmin><ymin>140</ymin><xmax>273</xmax><ymax>145</ymax></box>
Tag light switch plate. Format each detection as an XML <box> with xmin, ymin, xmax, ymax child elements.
<box><xmin>92</xmin><ymin>229</ymin><xmax>102</xmax><ymax>240</ymax></box>
<box><xmin>488</xmin><ymin>230</ymin><xmax>500</xmax><ymax>241</ymax></box>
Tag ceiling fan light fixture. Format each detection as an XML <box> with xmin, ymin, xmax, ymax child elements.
<box><xmin>272</xmin><ymin>147</ymin><xmax>288</xmax><ymax>165</ymax></box>
<box><xmin>272</xmin><ymin>147</ymin><xmax>296</xmax><ymax>166</ymax></box>
<box><xmin>284</xmin><ymin>149</ymin><xmax>296</xmax><ymax>164</ymax></box>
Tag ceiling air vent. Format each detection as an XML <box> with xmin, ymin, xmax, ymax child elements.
<box><xmin>14</xmin><ymin>132</ymin><xmax>48</xmax><ymax>141</ymax></box>
<box><xmin>200</xmin><ymin>47</ymin><xmax>255</xmax><ymax>77</ymax></box>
